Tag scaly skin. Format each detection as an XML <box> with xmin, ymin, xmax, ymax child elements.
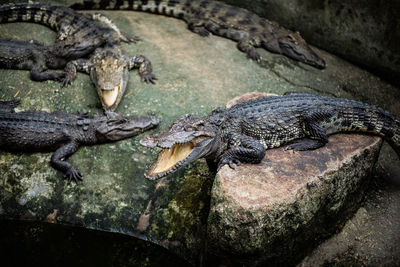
<box><xmin>0</xmin><ymin>100</ymin><xmax>159</xmax><ymax>183</ymax></box>
<box><xmin>140</xmin><ymin>92</ymin><xmax>400</xmax><ymax>179</ymax></box>
<box><xmin>71</xmin><ymin>0</ymin><xmax>326</xmax><ymax>69</ymax></box>
<box><xmin>0</xmin><ymin>2</ymin><xmax>156</xmax><ymax>110</ymax></box>
<box><xmin>0</xmin><ymin>38</ymin><xmax>69</xmax><ymax>82</ymax></box>
<box><xmin>0</xmin><ymin>2</ymin><xmax>111</xmax><ymax>61</ymax></box>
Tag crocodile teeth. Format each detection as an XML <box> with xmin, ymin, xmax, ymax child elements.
<box><xmin>145</xmin><ymin>137</ymin><xmax>208</xmax><ymax>180</ymax></box>
<box><xmin>146</xmin><ymin>142</ymin><xmax>194</xmax><ymax>179</ymax></box>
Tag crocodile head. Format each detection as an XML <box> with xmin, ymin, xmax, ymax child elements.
<box><xmin>95</xmin><ymin>112</ymin><xmax>159</xmax><ymax>142</ymax></box>
<box><xmin>264</xmin><ymin>30</ymin><xmax>326</xmax><ymax>69</ymax></box>
<box><xmin>140</xmin><ymin>114</ymin><xmax>220</xmax><ymax>180</ymax></box>
<box><xmin>53</xmin><ymin>35</ymin><xmax>105</xmax><ymax>59</ymax></box>
<box><xmin>90</xmin><ymin>48</ymin><xmax>129</xmax><ymax>111</ymax></box>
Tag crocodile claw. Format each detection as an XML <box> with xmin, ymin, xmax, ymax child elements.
<box><xmin>217</xmin><ymin>157</ymin><xmax>241</xmax><ymax>172</ymax></box>
<box><xmin>141</xmin><ymin>73</ymin><xmax>157</xmax><ymax>84</ymax></box>
<box><xmin>122</xmin><ymin>32</ymin><xmax>142</xmax><ymax>43</ymax></box>
<box><xmin>64</xmin><ymin>168</ymin><xmax>83</xmax><ymax>184</ymax></box>
<box><xmin>60</xmin><ymin>74</ymin><xmax>74</xmax><ymax>88</ymax></box>
<box><xmin>247</xmin><ymin>50</ymin><xmax>261</xmax><ymax>61</ymax></box>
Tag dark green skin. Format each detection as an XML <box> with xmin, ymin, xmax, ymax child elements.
<box><xmin>141</xmin><ymin>92</ymin><xmax>400</xmax><ymax>179</ymax></box>
<box><xmin>71</xmin><ymin>0</ymin><xmax>326</xmax><ymax>69</ymax></box>
<box><xmin>0</xmin><ymin>100</ymin><xmax>159</xmax><ymax>183</ymax></box>
<box><xmin>0</xmin><ymin>38</ymin><xmax>77</xmax><ymax>82</ymax></box>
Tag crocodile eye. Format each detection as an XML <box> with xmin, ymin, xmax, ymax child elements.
<box><xmin>184</xmin><ymin>125</ymin><xmax>194</xmax><ymax>131</ymax></box>
<box><xmin>193</xmin><ymin>120</ymin><xmax>204</xmax><ymax>127</ymax></box>
<box><xmin>107</xmin><ymin>119</ymin><xmax>126</xmax><ymax>126</ymax></box>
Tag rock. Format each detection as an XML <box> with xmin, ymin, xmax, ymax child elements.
<box><xmin>207</xmin><ymin>95</ymin><xmax>383</xmax><ymax>265</ymax></box>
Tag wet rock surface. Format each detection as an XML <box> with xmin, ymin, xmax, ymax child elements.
<box><xmin>0</xmin><ymin>1</ymin><xmax>399</xmax><ymax>266</ymax></box>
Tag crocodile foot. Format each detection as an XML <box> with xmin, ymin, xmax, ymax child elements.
<box><xmin>60</xmin><ymin>72</ymin><xmax>75</xmax><ymax>88</ymax></box>
<box><xmin>122</xmin><ymin>32</ymin><xmax>142</xmax><ymax>43</ymax></box>
<box><xmin>217</xmin><ymin>157</ymin><xmax>241</xmax><ymax>172</ymax></box>
<box><xmin>141</xmin><ymin>73</ymin><xmax>157</xmax><ymax>84</ymax></box>
<box><xmin>64</xmin><ymin>167</ymin><xmax>83</xmax><ymax>184</ymax></box>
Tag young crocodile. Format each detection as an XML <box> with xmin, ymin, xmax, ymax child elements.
<box><xmin>71</xmin><ymin>0</ymin><xmax>326</xmax><ymax>69</ymax></box>
<box><xmin>140</xmin><ymin>92</ymin><xmax>400</xmax><ymax>179</ymax></box>
<box><xmin>0</xmin><ymin>100</ymin><xmax>159</xmax><ymax>183</ymax></box>
<box><xmin>0</xmin><ymin>2</ymin><xmax>156</xmax><ymax>110</ymax></box>
<box><xmin>0</xmin><ymin>37</ymin><xmax>84</xmax><ymax>82</ymax></box>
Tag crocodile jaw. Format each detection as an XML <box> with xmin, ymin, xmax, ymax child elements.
<box><xmin>144</xmin><ymin>137</ymin><xmax>212</xmax><ymax>180</ymax></box>
<box><xmin>96</xmin><ymin>113</ymin><xmax>159</xmax><ymax>141</ymax></box>
<box><xmin>100</xmin><ymin>83</ymin><xmax>122</xmax><ymax>110</ymax></box>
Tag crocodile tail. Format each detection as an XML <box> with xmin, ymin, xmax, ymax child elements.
<box><xmin>71</xmin><ymin>0</ymin><xmax>188</xmax><ymax>18</ymax></box>
<box><xmin>382</xmin><ymin>115</ymin><xmax>400</xmax><ymax>159</ymax></box>
<box><xmin>0</xmin><ymin>2</ymin><xmax>69</xmax><ymax>31</ymax></box>
<box><xmin>342</xmin><ymin>100</ymin><xmax>400</xmax><ymax>158</ymax></box>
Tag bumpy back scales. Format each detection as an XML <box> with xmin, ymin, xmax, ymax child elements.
<box><xmin>227</xmin><ymin>93</ymin><xmax>400</xmax><ymax>151</ymax></box>
<box><xmin>0</xmin><ymin>2</ymin><xmax>77</xmax><ymax>31</ymax></box>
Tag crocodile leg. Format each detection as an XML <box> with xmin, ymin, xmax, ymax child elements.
<box><xmin>62</xmin><ymin>59</ymin><xmax>92</xmax><ymax>87</ymax></box>
<box><xmin>30</xmin><ymin>52</ymin><xmax>64</xmax><ymax>82</ymax></box>
<box><xmin>285</xmin><ymin>138</ymin><xmax>327</xmax><ymax>151</ymax></box>
<box><xmin>30</xmin><ymin>66</ymin><xmax>65</xmax><ymax>82</ymax></box>
<box><xmin>217</xmin><ymin>134</ymin><xmax>266</xmax><ymax>171</ymax></box>
<box><xmin>237</xmin><ymin>37</ymin><xmax>262</xmax><ymax>61</ymax></box>
<box><xmin>185</xmin><ymin>15</ymin><xmax>212</xmax><ymax>37</ymax></box>
<box><xmin>50</xmin><ymin>140</ymin><xmax>82</xmax><ymax>184</ymax></box>
<box><xmin>127</xmin><ymin>55</ymin><xmax>157</xmax><ymax>84</ymax></box>
<box><xmin>286</xmin><ymin>110</ymin><xmax>332</xmax><ymax>151</ymax></box>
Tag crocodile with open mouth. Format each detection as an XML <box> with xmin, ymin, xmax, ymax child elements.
<box><xmin>71</xmin><ymin>0</ymin><xmax>326</xmax><ymax>69</ymax></box>
<box><xmin>140</xmin><ymin>92</ymin><xmax>400</xmax><ymax>179</ymax></box>
<box><xmin>0</xmin><ymin>99</ymin><xmax>159</xmax><ymax>183</ymax></box>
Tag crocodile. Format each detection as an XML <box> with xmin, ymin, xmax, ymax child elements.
<box><xmin>0</xmin><ymin>99</ymin><xmax>159</xmax><ymax>183</ymax></box>
<box><xmin>0</xmin><ymin>37</ymin><xmax>85</xmax><ymax>82</ymax></box>
<box><xmin>71</xmin><ymin>0</ymin><xmax>326</xmax><ymax>69</ymax></box>
<box><xmin>140</xmin><ymin>92</ymin><xmax>400</xmax><ymax>179</ymax></box>
<box><xmin>0</xmin><ymin>2</ymin><xmax>156</xmax><ymax>110</ymax></box>
<box><xmin>62</xmin><ymin>40</ymin><xmax>156</xmax><ymax>111</ymax></box>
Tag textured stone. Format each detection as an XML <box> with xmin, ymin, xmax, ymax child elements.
<box><xmin>207</xmin><ymin>101</ymin><xmax>383</xmax><ymax>265</ymax></box>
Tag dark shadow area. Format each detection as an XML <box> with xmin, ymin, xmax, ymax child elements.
<box><xmin>0</xmin><ymin>220</ymin><xmax>191</xmax><ymax>267</ymax></box>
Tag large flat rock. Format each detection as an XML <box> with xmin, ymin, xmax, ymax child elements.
<box><xmin>207</xmin><ymin>94</ymin><xmax>383</xmax><ymax>265</ymax></box>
